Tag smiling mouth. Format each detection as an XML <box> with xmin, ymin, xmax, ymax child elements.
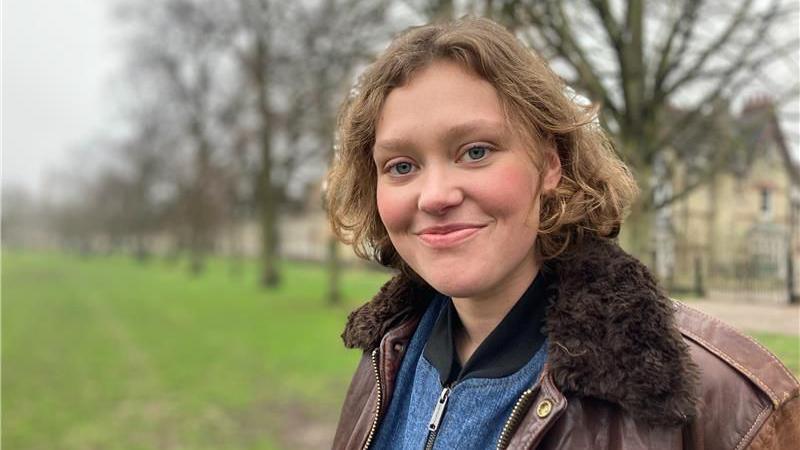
<box><xmin>418</xmin><ymin>226</ymin><xmax>484</xmax><ymax>249</ymax></box>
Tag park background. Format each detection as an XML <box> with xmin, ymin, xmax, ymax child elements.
<box><xmin>3</xmin><ymin>0</ymin><xmax>800</xmax><ymax>449</ymax></box>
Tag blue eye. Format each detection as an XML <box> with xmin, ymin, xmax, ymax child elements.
<box><xmin>389</xmin><ymin>161</ymin><xmax>414</xmax><ymax>175</ymax></box>
<box><xmin>463</xmin><ymin>145</ymin><xmax>490</xmax><ymax>162</ymax></box>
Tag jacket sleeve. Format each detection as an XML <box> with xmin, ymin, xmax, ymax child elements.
<box><xmin>332</xmin><ymin>351</ymin><xmax>376</xmax><ymax>450</ymax></box>
<box><xmin>747</xmin><ymin>395</ymin><xmax>800</xmax><ymax>449</ymax></box>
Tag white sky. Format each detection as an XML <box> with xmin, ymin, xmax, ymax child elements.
<box><xmin>2</xmin><ymin>0</ymin><xmax>120</xmax><ymax>196</ymax></box>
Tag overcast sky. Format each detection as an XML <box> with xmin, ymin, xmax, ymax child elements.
<box><xmin>3</xmin><ymin>0</ymin><xmax>120</xmax><ymax>196</ymax></box>
<box><xmin>2</xmin><ymin>0</ymin><xmax>799</xmax><ymax>199</ymax></box>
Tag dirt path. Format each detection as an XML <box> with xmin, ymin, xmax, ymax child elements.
<box><xmin>682</xmin><ymin>300</ymin><xmax>800</xmax><ymax>336</ymax></box>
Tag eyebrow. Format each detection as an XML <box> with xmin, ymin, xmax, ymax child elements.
<box><xmin>373</xmin><ymin>119</ymin><xmax>506</xmax><ymax>155</ymax></box>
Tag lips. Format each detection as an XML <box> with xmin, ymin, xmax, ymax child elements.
<box><xmin>417</xmin><ymin>224</ymin><xmax>486</xmax><ymax>249</ymax></box>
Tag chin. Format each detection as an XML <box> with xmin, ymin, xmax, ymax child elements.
<box><xmin>422</xmin><ymin>271</ymin><xmax>489</xmax><ymax>299</ymax></box>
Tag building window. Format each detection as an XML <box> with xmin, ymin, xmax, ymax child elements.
<box><xmin>760</xmin><ymin>188</ymin><xmax>772</xmax><ymax>219</ymax></box>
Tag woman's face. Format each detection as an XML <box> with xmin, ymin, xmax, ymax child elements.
<box><xmin>373</xmin><ymin>60</ymin><xmax>561</xmax><ymax>300</ymax></box>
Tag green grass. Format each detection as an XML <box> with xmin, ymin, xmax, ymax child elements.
<box><xmin>749</xmin><ymin>332</ymin><xmax>800</xmax><ymax>376</ymax></box>
<box><xmin>2</xmin><ymin>251</ymin><xmax>390</xmax><ymax>450</ymax></box>
<box><xmin>3</xmin><ymin>251</ymin><xmax>798</xmax><ymax>449</ymax></box>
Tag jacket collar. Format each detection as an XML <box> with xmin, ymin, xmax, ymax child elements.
<box><xmin>341</xmin><ymin>237</ymin><xmax>699</xmax><ymax>426</ymax></box>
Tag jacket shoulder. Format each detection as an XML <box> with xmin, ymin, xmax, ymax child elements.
<box><xmin>672</xmin><ymin>301</ymin><xmax>799</xmax><ymax>407</ymax></box>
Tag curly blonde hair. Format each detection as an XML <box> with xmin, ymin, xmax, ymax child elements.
<box><xmin>325</xmin><ymin>17</ymin><xmax>638</xmax><ymax>281</ymax></box>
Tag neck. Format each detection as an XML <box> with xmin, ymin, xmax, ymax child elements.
<box><xmin>451</xmin><ymin>254</ymin><xmax>540</xmax><ymax>364</ymax></box>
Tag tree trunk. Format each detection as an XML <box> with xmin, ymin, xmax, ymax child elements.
<box><xmin>327</xmin><ymin>235</ymin><xmax>341</xmax><ymax>305</ymax></box>
<box><xmin>619</xmin><ymin>158</ymin><xmax>655</xmax><ymax>268</ymax></box>
<box><xmin>787</xmin><ymin>219</ymin><xmax>799</xmax><ymax>305</ymax></box>
<box><xmin>134</xmin><ymin>234</ymin><xmax>149</xmax><ymax>263</ymax></box>
<box><xmin>620</xmin><ymin>199</ymin><xmax>655</xmax><ymax>266</ymax></box>
<box><xmin>258</xmin><ymin>124</ymin><xmax>280</xmax><ymax>286</ymax></box>
<box><xmin>189</xmin><ymin>225</ymin><xmax>206</xmax><ymax>275</ymax></box>
<box><xmin>693</xmin><ymin>255</ymin><xmax>706</xmax><ymax>297</ymax></box>
<box><xmin>254</xmin><ymin>36</ymin><xmax>280</xmax><ymax>288</ymax></box>
<box><xmin>260</xmin><ymin>191</ymin><xmax>280</xmax><ymax>286</ymax></box>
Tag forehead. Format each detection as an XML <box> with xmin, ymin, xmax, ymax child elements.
<box><xmin>374</xmin><ymin>60</ymin><xmax>509</xmax><ymax>146</ymax></box>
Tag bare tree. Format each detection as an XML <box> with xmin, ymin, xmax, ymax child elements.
<box><xmin>213</xmin><ymin>0</ymin><xmax>391</xmax><ymax>290</ymax></box>
<box><xmin>285</xmin><ymin>0</ymin><xmax>393</xmax><ymax>303</ymax></box>
<box><xmin>221</xmin><ymin>0</ymin><xmax>286</xmax><ymax>286</ymax></box>
<box><xmin>120</xmin><ymin>0</ymin><xmax>235</xmax><ymax>272</ymax></box>
<box><xmin>485</xmin><ymin>0</ymin><xmax>799</xmax><ymax>257</ymax></box>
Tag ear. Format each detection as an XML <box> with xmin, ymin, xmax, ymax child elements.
<box><xmin>542</xmin><ymin>149</ymin><xmax>562</xmax><ymax>191</ymax></box>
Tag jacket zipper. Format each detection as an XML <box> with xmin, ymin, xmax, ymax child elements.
<box><xmin>423</xmin><ymin>386</ymin><xmax>451</xmax><ymax>450</ymax></box>
<box><xmin>495</xmin><ymin>388</ymin><xmax>536</xmax><ymax>450</ymax></box>
<box><xmin>362</xmin><ymin>344</ymin><xmax>533</xmax><ymax>450</ymax></box>
<box><xmin>362</xmin><ymin>348</ymin><xmax>383</xmax><ymax>450</ymax></box>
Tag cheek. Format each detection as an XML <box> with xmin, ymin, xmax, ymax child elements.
<box><xmin>376</xmin><ymin>184</ymin><xmax>413</xmax><ymax>233</ymax></box>
<box><xmin>477</xmin><ymin>164</ymin><xmax>540</xmax><ymax>220</ymax></box>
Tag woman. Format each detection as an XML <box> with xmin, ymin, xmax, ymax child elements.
<box><xmin>325</xmin><ymin>17</ymin><xmax>799</xmax><ymax>449</ymax></box>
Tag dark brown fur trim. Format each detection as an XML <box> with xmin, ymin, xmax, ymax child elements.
<box><xmin>341</xmin><ymin>274</ymin><xmax>433</xmax><ymax>350</ymax></box>
<box><xmin>546</xmin><ymin>238</ymin><xmax>699</xmax><ymax>425</ymax></box>
<box><xmin>341</xmin><ymin>238</ymin><xmax>699</xmax><ymax>425</ymax></box>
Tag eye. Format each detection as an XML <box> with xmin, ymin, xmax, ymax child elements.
<box><xmin>459</xmin><ymin>145</ymin><xmax>492</xmax><ymax>163</ymax></box>
<box><xmin>387</xmin><ymin>161</ymin><xmax>415</xmax><ymax>176</ymax></box>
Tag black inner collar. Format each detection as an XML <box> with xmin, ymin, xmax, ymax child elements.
<box><xmin>423</xmin><ymin>268</ymin><xmax>555</xmax><ymax>386</ymax></box>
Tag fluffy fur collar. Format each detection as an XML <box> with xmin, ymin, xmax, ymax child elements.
<box><xmin>341</xmin><ymin>237</ymin><xmax>699</xmax><ymax>426</ymax></box>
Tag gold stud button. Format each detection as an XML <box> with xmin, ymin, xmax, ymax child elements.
<box><xmin>536</xmin><ymin>399</ymin><xmax>553</xmax><ymax>418</ymax></box>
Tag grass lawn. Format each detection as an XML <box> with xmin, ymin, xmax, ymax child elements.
<box><xmin>2</xmin><ymin>250</ymin><xmax>390</xmax><ymax>450</ymax></box>
<box><xmin>3</xmin><ymin>251</ymin><xmax>798</xmax><ymax>449</ymax></box>
<box><xmin>749</xmin><ymin>332</ymin><xmax>800</xmax><ymax>375</ymax></box>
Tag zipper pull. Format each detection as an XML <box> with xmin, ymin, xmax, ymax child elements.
<box><xmin>428</xmin><ymin>387</ymin><xmax>451</xmax><ymax>432</ymax></box>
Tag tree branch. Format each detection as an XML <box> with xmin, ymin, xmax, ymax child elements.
<box><xmin>651</xmin><ymin>0</ymin><xmax>702</xmax><ymax>98</ymax></box>
<box><xmin>650</xmin><ymin>3</ymin><xmax>785</xmax><ymax>157</ymax></box>
<box><xmin>521</xmin><ymin>1</ymin><xmax>622</xmax><ymax>122</ymax></box>
<box><xmin>588</xmin><ymin>0</ymin><xmax>623</xmax><ymax>49</ymax></box>
<box><xmin>659</xmin><ymin>0</ymin><xmax>759</xmax><ymax>99</ymax></box>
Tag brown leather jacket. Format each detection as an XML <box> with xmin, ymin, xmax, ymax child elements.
<box><xmin>332</xmin><ymin>239</ymin><xmax>800</xmax><ymax>449</ymax></box>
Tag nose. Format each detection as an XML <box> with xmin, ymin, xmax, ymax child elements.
<box><xmin>417</xmin><ymin>169</ymin><xmax>464</xmax><ymax>215</ymax></box>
